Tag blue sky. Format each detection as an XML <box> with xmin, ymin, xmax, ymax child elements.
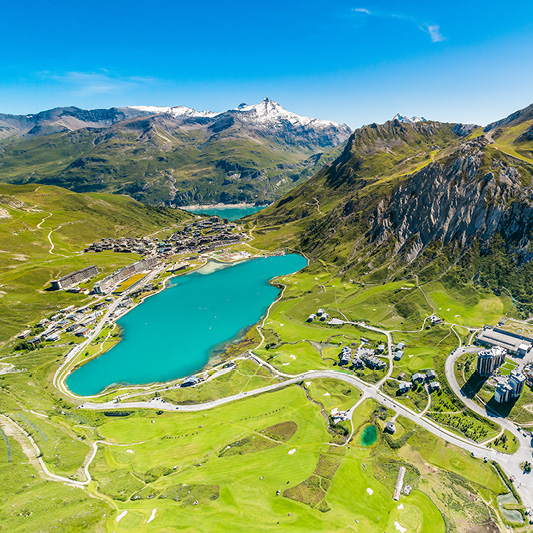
<box><xmin>1</xmin><ymin>0</ymin><xmax>532</xmax><ymax>127</ymax></box>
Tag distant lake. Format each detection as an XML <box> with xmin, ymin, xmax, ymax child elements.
<box><xmin>66</xmin><ymin>254</ymin><xmax>307</xmax><ymax>396</ymax></box>
<box><xmin>184</xmin><ymin>205</ymin><xmax>267</xmax><ymax>221</ymax></box>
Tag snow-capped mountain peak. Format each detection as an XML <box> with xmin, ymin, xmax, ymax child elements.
<box><xmin>128</xmin><ymin>105</ymin><xmax>218</xmax><ymax>118</ymax></box>
<box><xmin>129</xmin><ymin>98</ymin><xmax>348</xmax><ymax>131</ymax></box>
<box><xmin>233</xmin><ymin>98</ymin><xmax>339</xmax><ymax>129</ymax></box>
<box><xmin>393</xmin><ymin>113</ymin><xmax>427</xmax><ymax>124</ymax></box>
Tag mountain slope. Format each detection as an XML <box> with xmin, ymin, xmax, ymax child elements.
<box><xmin>251</xmin><ymin>105</ymin><xmax>533</xmax><ymax>313</ymax></box>
<box><xmin>484</xmin><ymin>103</ymin><xmax>533</xmax><ymax>162</ymax></box>
<box><xmin>0</xmin><ymin>183</ymin><xmax>192</xmax><ymax>342</ymax></box>
<box><xmin>0</xmin><ymin>99</ymin><xmax>351</xmax><ymax>206</ymax></box>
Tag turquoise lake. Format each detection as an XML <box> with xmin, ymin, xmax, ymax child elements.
<box><xmin>185</xmin><ymin>205</ymin><xmax>266</xmax><ymax>221</ymax></box>
<box><xmin>66</xmin><ymin>254</ymin><xmax>307</xmax><ymax>396</ymax></box>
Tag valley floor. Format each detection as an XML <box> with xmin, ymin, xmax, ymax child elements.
<box><xmin>0</xmin><ymin>209</ymin><xmax>531</xmax><ymax>532</ymax></box>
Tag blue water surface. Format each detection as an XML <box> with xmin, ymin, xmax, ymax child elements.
<box><xmin>185</xmin><ymin>205</ymin><xmax>266</xmax><ymax>221</ymax></box>
<box><xmin>66</xmin><ymin>254</ymin><xmax>306</xmax><ymax>395</ymax></box>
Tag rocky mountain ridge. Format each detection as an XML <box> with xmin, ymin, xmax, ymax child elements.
<box><xmin>253</xmin><ymin>102</ymin><xmax>533</xmax><ymax>305</ymax></box>
<box><xmin>0</xmin><ymin>100</ymin><xmax>351</xmax><ymax>206</ymax></box>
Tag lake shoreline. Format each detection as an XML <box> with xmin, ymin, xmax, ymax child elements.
<box><xmin>181</xmin><ymin>202</ymin><xmax>269</xmax><ymax>211</ymax></box>
<box><xmin>66</xmin><ymin>254</ymin><xmax>307</xmax><ymax>396</ymax></box>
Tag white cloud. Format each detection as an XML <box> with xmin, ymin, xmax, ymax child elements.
<box><xmin>424</xmin><ymin>24</ymin><xmax>445</xmax><ymax>43</ymax></box>
<box><xmin>351</xmin><ymin>7</ymin><xmax>445</xmax><ymax>43</ymax></box>
<box><xmin>40</xmin><ymin>71</ymin><xmax>157</xmax><ymax>96</ymax></box>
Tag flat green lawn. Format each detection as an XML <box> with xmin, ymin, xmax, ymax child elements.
<box><xmin>425</xmin><ymin>281</ymin><xmax>511</xmax><ymax>327</ymax></box>
<box><xmin>257</xmin><ymin>341</ymin><xmax>330</xmax><ymax>374</ymax></box>
<box><xmin>393</xmin><ymin>326</ymin><xmax>457</xmax><ymax>375</ymax></box>
<box><xmin>305</xmin><ymin>378</ymin><xmax>362</xmax><ymax>412</ymax></box>
<box><xmin>500</xmin><ymin>360</ymin><xmax>518</xmax><ymax>376</ymax></box>
<box><xmin>86</xmin><ymin>386</ymin><xmax>449</xmax><ymax>532</ymax></box>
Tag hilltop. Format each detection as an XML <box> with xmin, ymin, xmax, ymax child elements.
<box><xmin>251</xmin><ymin>102</ymin><xmax>533</xmax><ymax>314</ymax></box>
<box><xmin>0</xmin><ymin>99</ymin><xmax>351</xmax><ymax>206</ymax></box>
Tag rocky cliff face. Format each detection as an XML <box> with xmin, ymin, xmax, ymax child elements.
<box><xmin>253</xmin><ymin>108</ymin><xmax>533</xmax><ymax>282</ymax></box>
<box><xmin>368</xmin><ymin>138</ymin><xmax>533</xmax><ymax>262</ymax></box>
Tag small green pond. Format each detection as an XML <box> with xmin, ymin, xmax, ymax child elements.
<box><xmin>361</xmin><ymin>425</ymin><xmax>378</xmax><ymax>446</ymax></box>
<box><xmin>497</xmin><ymin>493</ymin><xmax>524</xmax><ymax>524</ymax></box>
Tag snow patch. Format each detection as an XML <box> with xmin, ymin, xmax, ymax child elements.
<box><xmin>393</xmin><ymin>113</ymin><xmax>427</xmax><ymax>124</ymax></box>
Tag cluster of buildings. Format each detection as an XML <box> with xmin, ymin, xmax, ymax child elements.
<box><xmin>394</xmin><ymin>341</ymin><xmax>406</xmax><ymax>361</ymax></box>
<box><xmin>474</xmin><ymin>334</ymin><xmax>531</xmax><ymax>404</ymax></box>
<box><xmin>307</xmin><ymin>308</ymin><xmax>330</xmax><ymax>323</ymax></box>
<box><xmin>24</xmin><ymin>303</ymin><xmax>111</xmax><ymax>345</ymax></box>
<box><xmin>339</xmin><ymin>345</ymin><xmax>386</xmax><ymax>370</ymax></box>
<box><xmin>475</xmin><ymin>346</ymin><xmax>528</xmax><ymax>404</ymax></box>
<box><xmin>85</xmin><ymin>217</ymin><xmax>247</xmax><ymax>260</ymax></box>
<box><xmin>85</xmin><ymin>237</ymin><xmax>156</xmax><ymax>255</ymax></box>
<box><xmin>494</xmin><ymin>371</ymin><xmax>526</xmax><ymax>403</ymax></box>
<box><xmin>398</xmin><ymin>369</ymin><xmax>440</xmax><ymax>394</ymax></box>
<box><xmin>170</xmin><ymin>218</ymin><xmax>246</xmax><ymax>255</ymax></box>
<box><xmin>93</xmin><ymin>257</ymin><xmax>159</xmax><ymax>295</ymax></box>
<box><xmin>50</xmin><ymin>265</ymin><xmax>99</xmax><ymax>291</ymax></box>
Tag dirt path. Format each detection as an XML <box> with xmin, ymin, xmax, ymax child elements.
<box><xmin>0</xmin><ymin>414</ymin><xmax>86</xmax><ymax>488</ymax></box>
<box><xmin>36</xmin><ymin>212</ymin><xmax>52</xmax><ymax>229</ymax></box>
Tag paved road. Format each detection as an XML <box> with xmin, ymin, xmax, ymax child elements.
<box><xmin>54</xmin><ymin>264</ymin><xmax>169</xmax><ymax>398</ymax></box>
<box><xmin>446</xmin><ymin>346</ymin><xmax>533</xmax><ymax>505</ymax></box>
<box><xmin>80</xmin><ymin>358</ymin><xmax>533</xmax><ymax>507</ymax></box>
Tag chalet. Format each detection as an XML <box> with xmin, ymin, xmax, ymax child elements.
<box><xmin>429</xmin><ymin>381</ymin><xmax>441</xmax><ymax>392</ymax></box>
<box><xmin>412</xmin><ymin>373</ymin><xmax>424</xmax><ymax>383</ymax></box>
<box><xmin>181</xmin><ymin>375</ymin><xmax>200</xmax><ymax>387</ymax></box>
<box><xmin>398</xmin><ymin>382</ymin><xmax>411</xmax><ymax>394</ymax></box>
<box><xmin>385</xmin><ymin>421</ymin><xmax>396</xmax><ymax>434</ymax></box>
<box><xmin>426</xmin><ymin>369</ymin><xmax>437</xmax><ymax>380</ymax></box>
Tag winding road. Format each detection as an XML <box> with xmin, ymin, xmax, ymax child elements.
<box><xmin>44</xmin><ymin>250</ymin><xmax>533</xmax><ymax>509</ymax></box>
<box><xmin>80</xmin><ymin>352</ymin><xmax>533</xmax><ymax>507</ymax></box>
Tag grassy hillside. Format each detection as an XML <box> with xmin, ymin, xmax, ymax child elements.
<box><xmin>0</xmin><ymin>183</ymin><xmax>191</xmax><ymax>343</ymax></box>
<box><xmin>0</xmin><ymin>116</ymin><xmax>346</xmax><ymax>206</ymax></box>
<box><xmin>249</xmin><ymin>116</ymin><xmax>533</xmax><ymax>315</ymax></box>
